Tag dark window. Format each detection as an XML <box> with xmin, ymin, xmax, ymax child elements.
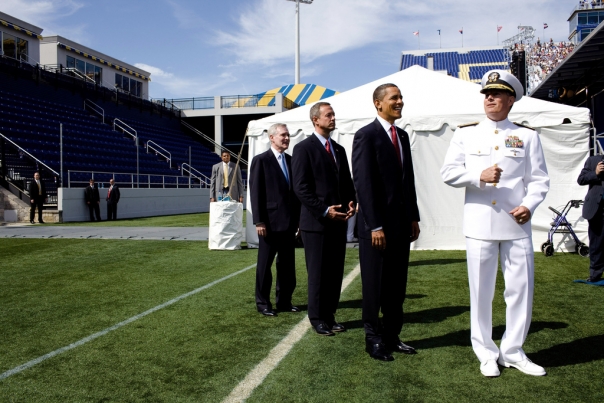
<box><xmin>94</xmin><ymin>66</ymin><xmax>102</xmax><ymax>85</ymax></box>
<box><xmin>75</xmin><ymin>58</ymin><xmax>85</xmax><ymax>74</ymax></box>
<box><xmin>588</xmin><ymin>12</ymin><xmax>598</xmax><ymax>24</ymax></box>
<box><xmin>115</xmin><ymin>74</ymin><xmax>122</xmax><ymax>89</ymax></box>
<box><xmin>136</xmin><ymin>80</ymin><xmax>142</xmax><ymax>98</ymax></box>
<box><xmin>66</xmin><ymin>55</ymin><xmax>75</xmax><ymax>68</ymax></box>
<box><xmin>16</xmin><ymin>38</ymin><xmax>27</xmax><ymax>61</ymax></box>
<box><xmin>579</xmin><ymin>13</ymin><xmax>588</xmax><ymax>24</ymax></box>
<box><xmin>86</xmin><ymin>62</ymin><xmax>95</xmax><ymax>82</ymax></box>
<box><xmin>2</xmin><ymin>33</ymin><xmax>16</xmax><ymax>59</ymax></box>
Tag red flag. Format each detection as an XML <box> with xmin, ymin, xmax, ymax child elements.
<box><xmin>459</xmin><ymin>29</ymin><xmax>463</xmax><ymax>34</ymax></box>
<box><xmin>413</xmin><ymin>31</ymin><xmax>419</xmax><ymax>36</ymax></box>
<box><xmin>543</xmin><ymin>23</ymin><xmax>549</xmax><ymax>29</ymax></box>
<box><xmin>497</xmin><ymin>26</ymin><xmax>503</xmax><ymax>32</ymax></box>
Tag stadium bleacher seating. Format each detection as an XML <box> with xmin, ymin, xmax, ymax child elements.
<box><xmin>400</xmin><ymin>49</ymin><xmax>509</xmax><ymax>82</ymax></box>
<box><xmin>0</xmin><ymin>59</ymin><xmax>221</xmax><ymax>202</ymax></box>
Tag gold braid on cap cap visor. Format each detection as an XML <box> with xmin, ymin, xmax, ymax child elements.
<box><xmin>481</xmin><ymin>83</ymin><xmax>516</xmax><ymax>96</ymax></box>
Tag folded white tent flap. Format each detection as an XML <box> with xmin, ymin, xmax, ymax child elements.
<box><xmin>209</xmin><ymin>202</ymin><xmax>243</xmax><ymax>250</ymax></box>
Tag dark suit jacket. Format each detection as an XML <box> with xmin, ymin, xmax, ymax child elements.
<box><xmin>292</xmin><ymin>134</ymin><xmax>356</xmax><ymax>232</ymax></box>
<box><xmin>578</xmin><ymin>155</ymin><xmax>604</xmax><ymax>220</ymax></box>
<box><xmin>249</xmin><ymin>149</ymin><xmax>300</xmax><ymax>233</ymax></box>
<box><xmin>352</xmin><ymin>118</ymin><xmax>420</xmax><ymax>239</ymax></box>
<box><xmin>28</xmin><ymin>179</ymin><xmax>46</xmax><ymax>201</ymax></box>
<box><xmin>84</xmin><ymin>185</ymin><xmax>100</xmax><ymax>204</ymax></box>
<box><xmin>106</xmin><ymin>185</ymin><xmax>120</xmax><ymax>203</ymax></box>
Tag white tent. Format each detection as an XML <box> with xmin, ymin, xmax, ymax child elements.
<box><xmin>245</xmin><ymin>66</ymin><xmax>592</xmax><ymax>251</ymax></box>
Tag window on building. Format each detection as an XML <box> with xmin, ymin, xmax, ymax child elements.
<box><xmin>16</xmin><ymin>38</ymin><xmax>28</xmax><ymax>61</ymax></box>
<box><xmin>66</xmin><ymin>55</ymin><xmax>75</xmax><ymax>69</ymax></box>
<box><xmin>588</xmin><ymin>12</ymin><xmax>599</xmax><ymax>24</ymax></box>
<box><xmin>67</xmin><ymin>55</ymin><xmax>102</xmax><ymax>84</ymax></box>
<box><xmin>2</xmin><ymin>33</ymin><xmax>16</xmax><ymax>59</ymax></box>
<box><xmin>75</xmin><ymin>58</ymin><xmax>85</xmax><ymax>74</ymax></box>
<box><xmin>86</xmin><ymin>62</ymin><xmax>95</xmax><ymax>82</ymax></box>
<box><xmin>94</xmin><ymin>66</ymin><xmax>102</xmax><ymax>85</ymax></box>
<box><xmin>579</xmin><ymin>13</ymin><xmax>588</xmax><ymax>24</ymax></box>
<box><xmin>115</xmin><ymin>73</ymin><xmax>143</xmax><ymax>97</ymax></box>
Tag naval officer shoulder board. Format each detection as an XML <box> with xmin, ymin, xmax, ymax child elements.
<box><xmin>457</xmin><ymin>122</ymin><xmax>479</xmax><ymax>128</ymax></box>
<box><xmin>513</xmin><ymin>122</ymin><xmax>535</xmax><ymax>131</ymax></box>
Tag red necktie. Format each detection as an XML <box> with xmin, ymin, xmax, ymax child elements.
<box><xmin>391</xmin><ymin>125</ymin><xmax>402</xmax><ymax>167</ymax></box>
<box><xmin>325</xmin><ymin>140</ymin><xmax>336</xmax><ymax>164</ymax></box>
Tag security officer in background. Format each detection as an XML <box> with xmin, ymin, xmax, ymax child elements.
<box><xmin>441</xmin><ymin>70</ymin><xmax>549</xmax><ymax>378</ymax></box>
<box><xmin>578</xmin><ymin>155</ymin><xmax>604</xmax><ymax>283</ymax></box>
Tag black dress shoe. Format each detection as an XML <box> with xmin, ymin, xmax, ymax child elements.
<box><xmin>260</xmin><ymin>308</ymin><xmax>277</xmax><ymax>317</ymax></box>
<box><xmin>366</xmin><ymin>343</ymin><xmax>394</xmax><ymax>361</ymax></box>
<box><xmin>587</xmin><ymin>277</ymin><xmax>601</xmax><ymax>283</ymax></box>
<box><xmin>278</xmin><ymin>305</ymin><xmax>301</xmax><ymax>313</ymax></box>
<box><xmin>30</xmin><ymin>220</ymin><xmax>35</xmax><ymax>224</ymax></box>
<box><xmin>314</xmin><ymin>323</ymin><xmax>335</xmax><ymax>336</ymax></box>
<box><xmin>386</xmin><ymin>340</ymin><xmax>417</xmax><ymax>355</ymax></box>
<box><xmin>331</xmin><ymin>322</ymin><xmax>346</xmax><ymax>333</ymax></box>
<box><xmin>39</xmin><ymin>220</ymin><xmax>45</xmax><ymax>224</ymax></box>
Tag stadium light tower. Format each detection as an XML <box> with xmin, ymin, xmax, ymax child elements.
<box><xmin>286</xmin><ymin>0</ymin><xmax>313</xmax><ymax>84</ymax></box>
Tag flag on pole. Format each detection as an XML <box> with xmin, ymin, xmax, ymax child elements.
<box><xmin>459</xmin><ymin>29</ymin><xmax>463</xmax><ymax>34</ymax></box>
<box><xmin>413</xmin><ymin>31</ymin><xmax>419</xmax><ymax>36</ymax></box>
<box><xmin>543</xmin><ymin>23</ymin><xmax>548</xmax><ymax>29</ymax></box>
<box><xmin>437</xmin><ymin>29</ymin><xmax>441</xmax><ymax>35</ymax></box>
<box><xmin>497</xmin><ymin>26</ymin><xmax>503</xmax><ymax>32</ymax></box>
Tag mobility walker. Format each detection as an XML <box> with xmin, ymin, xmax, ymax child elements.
<box><xmin>541</xmin><ymin>199</ymin><xmax>588</xmax><ymax>257</ymax></box>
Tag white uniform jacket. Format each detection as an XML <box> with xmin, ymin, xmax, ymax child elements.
<box><xmin>441</xmin><ymin>117</ymin><xmax>549</xmax><ymax>240</ymax></box>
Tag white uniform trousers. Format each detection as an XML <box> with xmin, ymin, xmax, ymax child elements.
<box><xmin>465</xmin><ymin>237</ymin><xmax>534</xmax><ymax>363</ymax></box>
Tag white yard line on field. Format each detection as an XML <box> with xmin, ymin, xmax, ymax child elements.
<box><xmin>0</xmin><ymin>264</ymin><xmax>256</xmax><ymax>381</ymax></box>
<box><xmin>222</xmin><ymin>264</ymin><xmax>361</xmax><ymax>403</ymax></box>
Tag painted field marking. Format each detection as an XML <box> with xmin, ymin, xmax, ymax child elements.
<box><xmin>222</xmin><ymin>264</ymin><xmax>361</xmax><ymax>403</ymax></box>
<box><xmin>0</xmin><ymin>264</ymin><xmax>257</xmax><ymax>381</ymax></box>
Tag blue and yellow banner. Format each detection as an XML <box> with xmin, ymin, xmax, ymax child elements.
<box><xmin>0</xmin><ymin>19</ymin><xmax>43</xmax><ymax>40</ymax></box>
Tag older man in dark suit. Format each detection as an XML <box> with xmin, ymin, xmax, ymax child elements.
<box><xmin>578</xmin><ymin>155</ymin><xmax>604</xmax><ymax>282</ymax></box>
<box><xmin>250</xmin><ymin>123</ymin><xmax>301</xmax><ymax>316</ymax></box>
<box><xmin>29</xmin><ymin>171</ymin><xmax>46</xmax><ymax>224</ymax></box>
<box><xmin>292</xmin><ymin>102</ymin><xmax>356</xmax><ymax>336</ymax></box>
<box><xmin>352</xmin><ymin>84</ymin><xmax>420</xmax><ymax>361</ymax></box>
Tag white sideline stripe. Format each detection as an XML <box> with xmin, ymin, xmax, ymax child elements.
<box><xmin>0</xmin><ymin>264</ymin><xmax>256</xmax><ymax>381</ymax></box>
<box><xmin>222</xmin><ymin>265</ymin><xmax>361</xmax><ymax>403</ymax></box>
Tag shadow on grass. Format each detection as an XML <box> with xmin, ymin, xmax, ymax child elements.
<box><xmin>529</xmin><ymin>334</ymin><xmax>604</xmax><ymax>367</ymax></box>
<box><xmin>339</xmin><ymin>305</ymin><xmax>471</xmax><ymax>330</ymax></box>
<box><xmin>338</xmin><ymin>295</ymin><xmax>426</xmax><ymax>311</ymax></box>
<box><xmin>409</xmin><ymin>258</ymin><xmax>466</xmax><ymax>267</ymax></box>
<box><xmin>409</xmin><ymin>321</ymin><xmax>568</xmax><ymax>349</ymax></box>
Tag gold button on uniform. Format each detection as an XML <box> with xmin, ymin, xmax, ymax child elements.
<box><xmin>492</xmin><ymin>200</ymin><xmax>497</xmax><ymax>205</ymax></box>
<box><xmin>493</xmin><ymin>183</ymin><xmax>497</xmax><ymax>187</ymax></box>
<box><xmin>495</xmin><ymin>146</ymin><xmax>499</xmax><ymax>150</ymax></box>
<box><xmin>478</xmin><ymin>150</ymin><xmax>481</xmax><ymax>154</ymax></box>
<box><xmin>495</xmin><ymin>130</ymin><xmax>499</xmax><ymax>134</ymax></box>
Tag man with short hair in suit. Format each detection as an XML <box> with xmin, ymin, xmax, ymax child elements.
<box><xmin>106</xmin><ymin>178</ymin><xmax>121</xmax><ymax>221</ymax></box>
<box><xmin>578</xmin><ymin>155</ymin><xmax>604</xmax><ymax>282</ymax></box>
<box><xmin>84</xmin><ymin>178</ymin><xmax>101</xmax><ymax>221</ymax></box>
<box><xmin>292</xmin><ymin>102</ymin><xmax>356</xmax><ymax>336</ymax></box>
<box><xmin>352</xmin><ymin>84</ymin><xmax>421</xmax><ymax>361</ymax></box>
<box><xmin>210</xmin><ymin>150</ymin><xmax>244</xmax><ymax>203</ymax></box>
<box><xmin>250</xmin><ymin>123</ymin><xmax>301</xmax><ymax>317</ymax></box>
<box><xmin>29</xmin><ymin>171</ymin><xmax>46</xmax><ymax>224</ymax></box>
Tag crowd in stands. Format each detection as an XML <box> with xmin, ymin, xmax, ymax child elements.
<box><xmin>511</xmin><ymin>39</ymin><xmax>576</xmax><ymax>93</ymax></box>
<box><xmin>578</xmin><ymin>0</ymin><xmax>603</xmax><ymax>10</ymax></box>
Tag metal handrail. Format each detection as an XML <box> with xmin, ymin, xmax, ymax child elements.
<box><xmin>67</xmin><ymin>170</ymin><xmax>204</xmax><ymax>188</ymax></box>
<box><xmin>181</xmin><ymin>121</ymin><xmax>248</xmax><ymax>166</ymax></box>
<box><xmin>0</xmin><ymin>131</ymin><xmax>59</xmax><ymax>176</ymax></box>
<box><xmin>146</xmin><ymin>141</ymin><xmax>172</xmax><ymax>166</ymax></box>
<box><xmin>84</xmin><ymin>99</ymin><xmax>105</xmax><ymax>124</ymax></box>
<box><xmin>113</xmin><ymin>118</ymin><xmax>137</xmax><ymax>141</ymax></box>
<box><xmin>64</xmin><ymin>67</ymin><xmax>96</xmax><ymax>85</ymax></box>
<box><xmin>181</xmin><ymin>163</ymin><xmax>210</xmax><ymax>187</ymax></box>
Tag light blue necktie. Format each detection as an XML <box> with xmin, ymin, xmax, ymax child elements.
<box><xmin>280</xmin><ymin>154</ymin><xmax>289</xmax><ymax>185</ymax></box>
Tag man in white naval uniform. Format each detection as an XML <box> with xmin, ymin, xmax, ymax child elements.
<box><xmin>441</xmin><ymin>70</ymin><xmax>549</xmax><ymax>377</ymax></box>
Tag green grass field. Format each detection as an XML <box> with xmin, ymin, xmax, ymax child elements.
<box><xmin>49</xmin><ymin>213</ymin><xmax>213</xmax><ymax>227</ymax></box>
<box><xmin>0</xmin><ymin>236</ymin><xmax>602</xmax><ymax>402</ymax></box>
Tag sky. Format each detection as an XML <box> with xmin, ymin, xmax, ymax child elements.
<box><xmin>1</xmin><ymin>0</ymin><xmax>580</xmax><ymax>99</ymax></box>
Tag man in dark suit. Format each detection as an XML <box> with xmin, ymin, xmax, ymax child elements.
<box><xmin>84</xmin><ymin>178</ymin><xmax>101</xmax><ymax>221</ymax></box>
<box><xmin>352</xmin><ymin>83</ymin><xmax>420</xmax><ymax>361</ymax></box>
<box><xmin>578</xmin><ymin>155</ymin><xmax>604</xmax><ymax>282</ymax></box>
<box><xmin>106</xmin><ymin>178</ymin><xmax>121</xmax><ymax>221</ymax></box>
<box><xmin>250</xmin><ymin>123</ymin><xmax>301</xmax><ymax>317</ymax></box>
<box><xmin>29</xmin><ymin>171</ymin><xmax>46</xmax><ymax>224</ymax></box>
<box><xmin>292</xmin><ymin>102</ymin><xmax>356</xmax><ymax>336</ymax></box>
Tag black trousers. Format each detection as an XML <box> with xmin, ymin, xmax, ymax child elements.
<box><xmin>88</xmin><ymin>203</ymin><xmax>101</xmax><ymax>221</ymax></box>
<box><xmin>359</xmin><ymin>229</ymin><xmax>410</xmax><ymax>345</ymax></box>
<box><xmin>588</xmin><ymin>204</ymin><xmax>604</xmax><ymax>281</ymax></box>
<box><xmin>255</xmin><ymin>230</ymin><xmax>296</xmax><ymax>311</ymax></box>
<box><xmin>29</xmin><ymin>197</ymin><xmax>44</xmax><ymax>222</ymax></box>
<box><xmin>107</xmin><ymin>201</ymin><xmax>118</xmax><ymax>220</ymax></box>
<box><xmin>301</xmin><ymin>225</ymin><xmax>347</xmax><ymax>327</ymax></box>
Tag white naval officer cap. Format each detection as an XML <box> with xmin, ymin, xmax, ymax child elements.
<box><xmin>480</xmin><ymin>70</ymin><xmax>524</xmax><ymax>102</ymax></box>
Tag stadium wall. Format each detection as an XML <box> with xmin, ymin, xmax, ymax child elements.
<box><xmin>59</xmin><ymin>188</ymin><xmax>211</xmax><ymax>222</ymax></box>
